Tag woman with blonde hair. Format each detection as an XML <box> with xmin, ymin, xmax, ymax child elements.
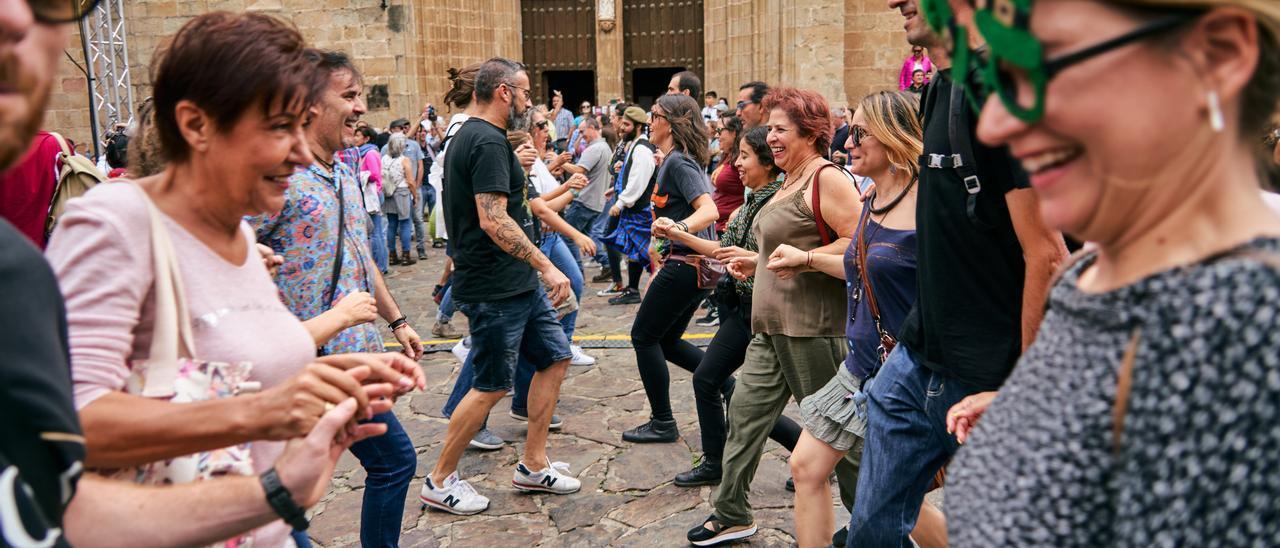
<box><xmin>766</xmin><ymin>90</ymin><xmax>929</xmax><ymax>548</ymax></box>
<box><xmin>382</xmin><ymin>132</ymin><xmax>416</xmax><ymax>265</ymax></box>
<box><xmin>924</xmin><ymin>0</ymin><xmax>1280</xmax><ymax>544</ymax></box>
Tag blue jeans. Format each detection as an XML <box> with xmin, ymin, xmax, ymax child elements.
<box><xmin>368</xmin><ymin>210</ymin><xmax>388</xmax><ymax>273</ymax></box>
<box><xmin>541</xmin><ymin>234</ymin><xmax>582</xmax><ymax>340</ymax></box>
<box><xmin>845</xmin><ymin>345</ymin><xmax>974</xmax><ymax>547</ymax></box>
<box><xmin>563</xmin><ymin>201</ymin><xmax>605</xmax><ymax>269</ymax></box>
<box><xmin>347</xmin><ymin>412</ymin><xmax>416</xmax><ymax>548</ymax></box>
<box><xmin>436</xmin><ymin>284</ymin><xmax>456</xmax><ymax>323</ymax></box>
<box><xmin>411</xmin><ymin>194</ymin><xmax>428</xmax><ymax>254</ymax></box>
<box><xmin>386</xmin><ymin>213</ymin><xmax>412</xmax><ymax>255</ymax></box>
<box><xmin>588</xmin><ymin>195</ymin><xmax>614</xmax><ymax>266</ymax></box>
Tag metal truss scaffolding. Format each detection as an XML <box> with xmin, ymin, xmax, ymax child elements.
<box><xmin>78</xmin><ymin>0</ymin><xmax>134</xmax><ymax>159</ymax></box>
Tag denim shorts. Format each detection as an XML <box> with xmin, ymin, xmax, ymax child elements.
<box><xmin>456</xmin><ymin>286</ymin><xmax>572</xmax><ymax>392</ymax></box>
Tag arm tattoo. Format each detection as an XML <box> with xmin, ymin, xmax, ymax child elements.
<box><xmin>476</xmin><ymin>192</ymin><xmax>544</xmax><ymax>266</ymax></box>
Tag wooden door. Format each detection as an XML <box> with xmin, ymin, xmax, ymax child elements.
<box><xmin>623</xmin><ymin>0</ymin><xmax>704</xmax><ymax>103</ymax></box>
<box><xmin>522</xmin><ymin>0</ymin><xmax>597</xmax><ymax>104</ymax></box>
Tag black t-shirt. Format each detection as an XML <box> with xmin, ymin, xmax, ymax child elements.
<box><xmin>443</xmin><ymin>118</ymin><xmax>538</xmax><ymax>302</ymax></box>
<box><xmin>0</xmin><ymin>220</ymin><xmax>83</xmax><ymax>547</ymax></box>
<box><xmin>652</xmin><ymin>149</ymin><xmax>715</xmax><ymax>253</ymax></box>
<box><xmin>831</xmin><ymin>123</ymin><xmax>850</xmax><ymax>158</ymax></box>
<box><xmin>523</xmin><ymin>173</ymin><xmax>542</xmax><ymax>246</ymax></box>
<box><xmin>897</xmin><ymin>70</ymin><xmax>1031</xmax><ymax>391</ymax></box>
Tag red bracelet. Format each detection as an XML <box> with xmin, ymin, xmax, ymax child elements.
<box><xmin>806</xmin><ymin>251</ymin><xmax>813</xmax><ymax>268</ymax></box>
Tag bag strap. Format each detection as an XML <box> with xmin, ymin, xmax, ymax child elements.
<box><xmin>48</xmin><ymin>131</ymin><xmax>73</xmax><ymax>158</ymax></box>
<box><xmin>810</xmin><ymin>163</ymin><xmax>849</xmax><ymax>246</ymax></box>
<box><xmin>131</xmin><ymin>182</ymin><xmax>197</xmax><ymax>398</ymax></box>
<box><xmin>855</xmin><ymin>205</ymin><xmax>884</xmax><ymax>326</ymax></box>
<box><xmin>326</xmin><ymin>170</ymin><xmax>347</xmax><ymax>309</ymax></box>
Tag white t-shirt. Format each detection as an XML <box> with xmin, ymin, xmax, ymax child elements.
<box><xmin>702</xmin><ymin>105</ymin><xmax>719</xmax><ymax>122</ymax></box>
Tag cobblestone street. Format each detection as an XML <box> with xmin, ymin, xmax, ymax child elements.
<box><xmin>303</xmin><ymin>249</ymin><xmax>848</xmax><ymax>547</ymax></box>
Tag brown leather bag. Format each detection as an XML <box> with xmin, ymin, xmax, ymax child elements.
<box><xmin>688</xmin><ymin>254</ymin><xmax>726</xmax><ymax>289</ymax></box>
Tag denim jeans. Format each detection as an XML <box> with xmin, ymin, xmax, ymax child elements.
<box><xmin>386</xmin><ymin>213</ymin><xmax>412</xmax><ymax>255</ymax></box>
<box><xmin>541</xmin><ymin>234</ymin><xmax>582</xmax><ymax>340</ymax></box>
<box><xmin>563</xmin><ymin>201</ymin><xmax>605</xmax><ymax>269</ymax></box>
<box><xmin>456</xmin><ymin>286</ymin><xmax>571</xmax><ymax>392</ymax></box>
<box><xmin>436</xmin><ymin>283</ymin><xmax>457</xmax><ymax>323</ymax></box>
<box><xmin>845</xmin><ymin>344</ymin><xmax>974</xmax><ymax>548</ymax></box>
<box><xmin>411</xmin><ymin>194</ymin><xmax>428</xmax><ymax>255</ymax></box>
<box><xmin>368</xmin><ymin>210</ymin><xmax>388</xmax><ymax>273</ymax></box>
<box><xmin>588</xmin><ymin>195</ymin><xmax>614</xmax><ymax>266</ymax></box>
<box><xmin>348</xmin><ymin>412</ymin><xmax>417</xmax><ymax>548</ymax></box>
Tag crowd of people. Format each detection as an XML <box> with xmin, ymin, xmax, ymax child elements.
<box><xmin>3</xmin><ymin>0</ymin><xmax>1280</xmax><ymax>546</ymax></box>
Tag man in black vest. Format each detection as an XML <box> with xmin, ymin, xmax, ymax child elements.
<box><xmin>602</xmin><ymin>106</ymin><xmax>658</xmax><ymax>304</ymax></box>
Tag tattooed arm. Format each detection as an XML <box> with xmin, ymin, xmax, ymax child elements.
<box><xmin>475</xmin><ymin>192</ymin><xmax>571</xmax><ymax>304</ymax></box>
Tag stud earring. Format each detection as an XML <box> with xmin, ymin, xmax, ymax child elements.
<box><xmin>1207</xmin><ymin>90</ymin><xmax>1225</xmax><ymax>133</ymax></box>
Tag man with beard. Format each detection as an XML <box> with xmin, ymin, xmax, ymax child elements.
<box><xmin>420</xmin><ymin>57</ymin><xmax>579</xmax><ymax>515</ymax></box>
<box><xmin>602</xmin><ymin>106</ymin><xmax>658</xmax><ymax>305</ymax></box>
<box><xmin>0</xmin><ymin>4</ymin><xmax>383</xmax><ymax>545</ymax></box>
<box><xmin>250</xmin><ymin>50</ymin><xmax>424</xmax><ymax>548</ymax></box>
<box><xmin>735</xmin><ymin>81</ymin><xmax>769</xmax><ymax>129</ymax></box>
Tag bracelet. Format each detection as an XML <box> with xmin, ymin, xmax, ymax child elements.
<box><xmin>676</xmin><ymin>221</ymin><xmax>689</xmax><ymax>232</ymax></box>
<box><xmin>806</xmin><ymin>251</ymin><xmax>813</xmax><ymax>268</ymax></box>
<box><xmin>260</xmin><ymin>468</ymin><xmax>309</xmax><ymax>531</ymax></box>
<box><xmin>388</xmin><ymin>316</ymin><xmax>408</xmax><ymax>331</ymax></box>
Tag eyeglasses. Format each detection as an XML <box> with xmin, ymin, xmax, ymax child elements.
<box><xmin>503</xmin><ymin>82</ymin><xmax>531</xmax><ymax>99</ymax></box>
<box><xmin>736</xmin><ymin>100</ymin><xmax>750</xmax><ymax>111</ymax></box>
<box><xmin>850</xmin><ymin>125</ymin><xmax>872</xmax><ymax>148</ymax></box>
<box><xmin>31</xmin><ymin>0</ymin><xmax>102</xmax><ymax>23</ymax></box>
<box><xmin>1266</xmin><ymin>128</ymin><xmax>1280</xmax><ymax>147</ymax></box>
<box><xmin>649</xmin><ymin>112</ymin><xmax>667</xmax><ymax>123</ymax></box>
<box><xmin>925</xmin><ymin>0</ymin><xmax>1195</xmax><ymax>123</ymax></box>
<box><xmin>534</xmin><ymin>120</ymin><xmax>549</xmax><ymax>130</ymax></box>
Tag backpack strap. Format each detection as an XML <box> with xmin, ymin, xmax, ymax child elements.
<box><xmin>918</xmin><ymin>75</ymin><xmax>992</xmax><ymax>229</ymax></box>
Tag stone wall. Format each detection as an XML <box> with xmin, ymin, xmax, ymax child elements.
<box><xmin>703</xmin><ymin>0</ymin><xmax>904</xmax><ymax>113</ymax></box>
<box><xmin>46</xmin><ymin>0</ymin><xmax>910</xmax><ymax>157</ymax></box>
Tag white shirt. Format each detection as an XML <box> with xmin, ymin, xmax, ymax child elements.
<box><xmin>617</xmin><ymin>139</ymin><xmax>657</xmax><ymax>208</ymax></box>
<box><xmin>702</xmin><ymin>106</ymin><xmax>719</xmax><ymax>123</ymax></box>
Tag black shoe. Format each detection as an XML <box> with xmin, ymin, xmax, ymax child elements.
<box><xmin>687</xmin><ymin>514</ymin><xmax>757</xmax><ymax>547</ymax></box>
<box><xmin>403</xmin><ymin>255</ymin><xmax>417</xmax><ymax>266</ymax></box>
<box><xmin>832</xmin><ymin>526</ymin><xmax>848</xmax><ymax>547</ymax></box>
<box><xmin>621</xmin><ymin>419</ymin><xmax>678</xmax><ymax>443</ymax></box>
<box><xmin>785</xmin><ymin>477</ymin><xmax>794</xmax><ymax>492</ymax></box>
<box><xmin>674</xmin><ymin>460</ymin><xmax>722</xmax><ymax>487</ymax></box>
<box><xmin>608</xmin><ymin>288</ymin><xmax>641</xmax><ymax>305</ymax></box>
<box><xmin>591</xmin><ymin>268</ymin><xmax>614</xmax><ymax>283</ymax></box>
<box><xmin>694</xmin><ymin>307</ymin><xmax>720</xmax><ymax>327</ymax></box>
<box><xmin>432</xmin><ymin>239</ymin><xmax>445</xmax><ymax>249</ymax></box>
<box><xmin>417</xmin><ymin>248</ymin><xmax>428</xmax><ymax>260</ymax></box>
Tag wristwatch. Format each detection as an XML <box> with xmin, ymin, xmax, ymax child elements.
<box><xmin>260</xmin><ymin>468</ymin><xmax>309</xmax><ymax>531</ymax></box>
<box><xmin>388</xmin><ymin>316</ymin><xmax>408</xmax><ymax>331</ymax></box>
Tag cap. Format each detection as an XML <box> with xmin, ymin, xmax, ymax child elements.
<box><xmin>713</xmin><ymin>103</ymin><xmax>729</xmax><ymax>113</ymax></box>
<box><xmin>389</xmin><ymin>118</ymin><xmax>411</xmax><ymax>129</ymax></box>
<box><xmin>624</xmin><ymin>106</ymin><xmax>647</xmax><ymax>125</ymax></box>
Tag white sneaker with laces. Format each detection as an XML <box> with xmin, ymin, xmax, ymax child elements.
<box><xmin>451</xmin><ymin>338</ymin><xmax>470</xmax><ymax>363</ymax></box>
<box><xmin>419</xmin><ymin>471</ymin><xmax>489</xmax><ymax>515</ymax></box>
<box><xmin>513</xmin><ymin>460</ymin><xmax>581</xmax><ymax>494</ymax></box>
<box><xmin>570</xmin><ymin>345</ymin><xmax>596</xmax><ymax>366</ymax></box>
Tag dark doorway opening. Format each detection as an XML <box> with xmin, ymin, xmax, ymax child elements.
<box><xmin>630</xmin><ymin>67</ymin><xmax>684</xmax><ymax>111</ymax></box>
<box><xmin>542</xmin><ymin>70</ymin><xmax>596</xmax><ymax>113</ymax></box>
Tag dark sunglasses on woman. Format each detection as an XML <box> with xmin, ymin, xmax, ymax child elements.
<box><xmin>30</xmin><ymin>0</ymin><xmax>101</xmax><ymax>23</ymax></box>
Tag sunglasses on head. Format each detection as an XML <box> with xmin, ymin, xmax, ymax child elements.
<box><xmin>921</xmin><ymin>0</ymin><xmax>1195</xmax><ymax>123</ymax></box>
<box><xmin>30</xmin><ymin>0</ymin><xmax>101</xmax><ymax>23</ymax></box>
<box><xmin>534</xmin><ymin>120</ymin><xmax>549</xmax><ymax>129</ymax></box>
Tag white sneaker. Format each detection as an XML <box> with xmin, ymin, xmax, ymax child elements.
<box><xmin>513</xmin><ymin>460</ymin><xmax>581</xmax><ymax>495</ymax></box>
<box><xmin>451</xmin><ymin>337</ymin><xmax>470</xmax><ymax>363</ymax></box>
<box><xmin>419</xmin><ymin>471</ymin><xmax>489</xmax><ymax>515</ymax></box>
<box><xmin>570</xmin><ymin>345</ymin><xmax>596</xmax><ymax>366</ymax></box>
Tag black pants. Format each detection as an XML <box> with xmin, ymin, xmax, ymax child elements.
<box><xmin>631</xmin><ymin>261</ymin><xmax>709</xmax><ymax>422</ymax></box>
<box><xmin>694</xmin><ymin>296</ymin><xmax>801</xmax><ymax>463</ymax></box>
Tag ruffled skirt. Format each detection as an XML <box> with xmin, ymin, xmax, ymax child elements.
<box><xmin>799</xmin><ymin>365</ymin><xmax>868</xmax><ymax>451</ymax></box>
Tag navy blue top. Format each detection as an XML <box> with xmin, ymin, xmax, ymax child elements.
<box><xmin>844</xmin><ymin>216</ymin><xmax>918</xmax><ymax>379</ymax></box>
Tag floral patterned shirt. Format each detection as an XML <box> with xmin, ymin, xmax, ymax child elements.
<box><xmin>248</xmin><ymin>158</ymin><xmax>384</xmax><ymax>355</ymax></box>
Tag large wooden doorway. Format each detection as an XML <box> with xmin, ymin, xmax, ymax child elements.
<box><xmin>623</xmin><ymin>0</ymin><xmax>704</xmax><ymax>107</ymax></box>
<box><xmin>521</xmin><ymin>0</ymin><xmax>597</xmax><ymax>106</ymax></box>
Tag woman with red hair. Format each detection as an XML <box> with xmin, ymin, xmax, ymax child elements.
<box><xmin>687</xmin><ymin>87</ymin><xmax>863</xmax><ymax>547</ymax></box>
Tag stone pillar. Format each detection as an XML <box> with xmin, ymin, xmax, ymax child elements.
<box><xmin>594</xmin><ymin>0</ymin><xmax>624</xmax><ymax>104</ymax></box>
<box><xmin>843</xmin><ymin>0</ymin><xmax>909</xmax><ymax>103</ymax></box>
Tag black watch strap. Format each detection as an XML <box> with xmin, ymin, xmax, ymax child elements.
<box><xmin>260</xmin><ymin>468</ymin><xmax>309</xmax><ymax>531</ymax></box>
<box><xmin>388</xmin><ymin>316</ymin><xmax>408</xmax><ymax>330</ymax></box>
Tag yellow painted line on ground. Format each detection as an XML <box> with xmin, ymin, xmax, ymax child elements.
<box><xmin>385</xmin><ymin>332</ymin><xmax>714</xmax><ymax>349</ymax></box>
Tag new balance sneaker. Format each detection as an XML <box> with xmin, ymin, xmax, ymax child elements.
<box><xmin>451</xmin><ymin>337</ymin><xmax>470</xmax><ymax>363</ymax></box>
<box><xmin>419</xmin><ymin>472</ymin><xmax>489</xmax><ymax>515</ymax></box>
<box><xmin>694</xmin><ymin>307</ymin><xmax>720</xmax><ymax>327</ymax></box>
<box><xmin>608</xmin><ymin>288</ymin><xmax>641</xmax><ymax>305</ymax></box>
<box><xmin>512</xmin><ymin>460</ymin><xmax>581</xmax><ymax>494</ymax></box>
<box><xmin>570</xmin><ymin>345</ymin><xmax>596</xmax><ymax>366</ymax></box>
<box><xmin>468</xmin><ymin>427</ymin><xmax>504</xmax><ymax>450</ymax></box>
<box><xmin>596</xmin><ymin>284</ymin><xmax>625</xmax><ymax>297</ymax></box>
<box><xmin>686</xmin><ymin>514</ymin><xmax>757</xmax><ymax>546</ymax></box>
<box><xmin>508</xmin><ymin>409</ymin><xmax>564</xmax><ymax>430</ymax></box>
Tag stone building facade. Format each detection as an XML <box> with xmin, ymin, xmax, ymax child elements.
<box><xmin>49</xmin><ymin>0</ymin><xmax>909</xmax><ymax>154</ymax></box>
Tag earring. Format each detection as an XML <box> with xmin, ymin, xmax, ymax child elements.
<box><xmin>1207</xmin><ymin>90</ymin><xmax>1225</xmax><ymax>133</ymax></box>
<box><xmin>889</xmin><ymin>165</ymin><xmax>898</xmax><ymax>175</ymax></box>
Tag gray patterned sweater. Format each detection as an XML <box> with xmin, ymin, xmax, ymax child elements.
<box><xmin>948</xmin><ymin>237</ymin><xmax>1280</xmax><ymax>547</ymax></box>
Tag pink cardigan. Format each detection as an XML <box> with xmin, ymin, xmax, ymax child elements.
<box><xmin>899</xmin><ymin>55</ymin><xmax>934</xmax><ymax>91</ymax></box>
<box><xmin>45</xmin><ymin>182</ymin><xmax>317</xmax><ymax>547</ymax></box>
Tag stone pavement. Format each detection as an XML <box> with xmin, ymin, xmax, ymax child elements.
<box><xmin>303</xmin><ymin>249</ymin><xmax>852</xmax><ymax>547</ymax></box>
